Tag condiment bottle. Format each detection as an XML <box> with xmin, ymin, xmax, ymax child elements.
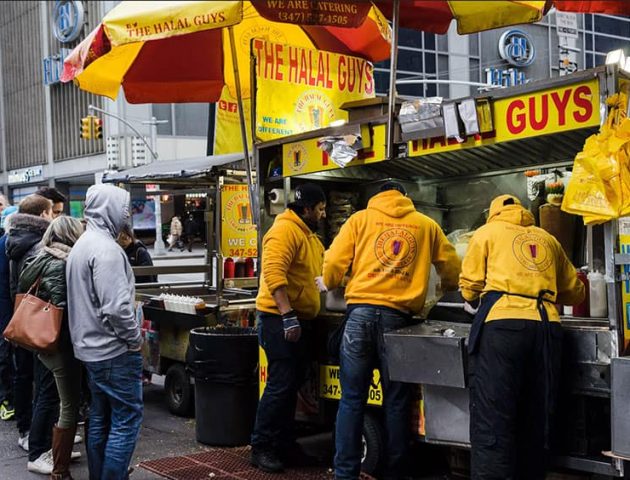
<box><xmin>588</xmin><ymin>271</ymin><xmax>608</xmax><ymax>318</ymax></box>
<box><xmin>572</xmin><ymin>269</ymin><xmax>590</xmax><ymax>317</ymax></box>
<box><xmin>245</xmin><ymin>257</ymin><xmax>255</xmax><ymax>277</ymax></box>
<box><xmin>235</xmin><ymin>258</ymin><xmax>246</xmax><ymax>278</ymax></box>
<box><xmin>224</xmin><ymin>257</ymin><xmax>235</xmax><ymax>278</ymax></box>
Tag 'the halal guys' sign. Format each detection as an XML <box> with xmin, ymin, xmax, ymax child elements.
<box><xmin>253</xmin><ymin>38</ymin><xmax>375</xmax><ymax>142</ymax></box>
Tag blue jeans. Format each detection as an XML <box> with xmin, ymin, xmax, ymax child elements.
<box><xmin>251</xmin><ymin>311</ymin><xmax>310</xmax><ymax>452</ymax></box>
<box><xmin>335</xmin><ymin>306</ymin><xmax>413</xmax><ymax>480</ymax></box>
<box><xmin>85</xmin><ymin>351</ymin><xmax>143</xmax><ymax>480</ymax></box>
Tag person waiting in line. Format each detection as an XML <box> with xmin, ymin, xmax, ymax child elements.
<box><xmin>67</xmin><ymin>184</ymin><xmax>143</xmax><ymax>479</ymax></box>
<box><xmin>0</xmin><ymin>194</ymin><xmax>11</xmax><ymax>236</ymax></box>
<box><xmin>250</xmin><ymin>183</ymin><xmax>327</xmax><ymax>473</ymax></box>
<box><xmin>19</xmin><ymin>216</ymin><xmax>85</xmax><ymax>479</ymax></box>
<box><xmin>322</xmin><ymin>182</ymin><xmax>461</xmax><ymax>480</ymax></box>
<box><xmin>117</xmin><ymin>223</ymin><xmax>157</xmax><ymax>284</ymax></box>
<box><xmin>0</xmin><ymin>205</ymin><xmax>18</xmax><ymax>422</ymax></box>
<box><xmin>36</xmin><ymin>187</ymin><xmax>67</xmax><ymax>219</ymax></box>
<box><xmin>6</xmin><ymin>195</ymin><xmax>56</xmax><ymax>474</ymax></box>
<box><xmin>460</xmin><ymin>194</ymin><xmax>585</xmax><ymax>480</ymax></box>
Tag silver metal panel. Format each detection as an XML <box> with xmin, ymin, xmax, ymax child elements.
<box><xmin>101</xmin><ymin>154</ymin><xmax>245</xmax><ymax>184</ymax></box>
<box><xmin>553</xmin><ymin>455</ymin><xmax>623</xmax><ymax>477</ymax></box>
<box><xmin>562</xmin><ymin>327</ymin><xmax>613</xmax><ymax>394</ymax></box>
<box><xmin>612</xmin><ymin>357</ymin><xmax>630</xmax><ymax>459</ymax></box>
<box><xmin>384</xmin><ymin>321</ymin><xmax>469</xmax><ymax>388</ymax></box>
<box><xmin>423</xmin><ymin>385</ymin><xmax>470</xmax><ymax>445</ymax></box>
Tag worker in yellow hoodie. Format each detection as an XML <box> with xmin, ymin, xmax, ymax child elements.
<box><xmin>459</xmin><ymin>194</ymin><xmax>585</xmax><ymax>480</ymax></box>
<box><xmin>250</xmin><ymin>183</ymin><xmax>326</xmax><ymax>474</ymax></box>
<box><xmin>322</xmin><ymin>182</ymin><xmax>460</xmax><ymax>480</ymax></box>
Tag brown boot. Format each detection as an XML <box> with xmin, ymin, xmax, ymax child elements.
<box><xmin>51</xmin><ymin>425</ymin><xmax>76</xmax><ymax>480</ymax></box>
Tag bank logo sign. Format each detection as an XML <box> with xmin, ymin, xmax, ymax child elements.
<box><xmin>52</xmin><ymin>0</ymin><xmax>85</xmax><ymax>44</ymax></box>
<box><xmin>499</xmin><ymin>29</ymin><xmax>536</xmax><ymax>68</ymax></box>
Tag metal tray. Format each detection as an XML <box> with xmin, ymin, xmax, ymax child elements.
<box><xmin>384</xmin><ymin>320</ymin><xmax>470</xmax><ymax>388</ymax></box>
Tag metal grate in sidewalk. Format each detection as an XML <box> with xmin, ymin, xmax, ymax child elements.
<box><xmin>139</xmin><ymin>446</ymin><xmax>375</xmax><ymax>480</ymax></box>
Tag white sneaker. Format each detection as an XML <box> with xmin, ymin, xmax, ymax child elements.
<box><xmin>27</xmin><ymin>449</ymin><xmax>53</xmax><ymax>475</ymax></box>
<box><xmin>71</xmin><ymin>450</ymin><xmax>81</xmax><ymax>461</ymax></box>
<box><xmin>18</xmin><ymin>433</ymin><xmax>29</xmax><ymax>451</ymax></box>
<box><xmin>74</xmin><ymin>434</ymin><xmax>83</xmax><ymax>444</ymax></box>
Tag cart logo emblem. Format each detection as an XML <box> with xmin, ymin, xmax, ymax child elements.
<box><xmin>286</xmin><ymin>143</ymin><xmax>307</xmax><ymax>173</ymax></box>
<box><xmin>513</xmin><ymin>233</ymin><xmax>552</xmax><ymax>271</ymax></box>
<box><xmin>499</xmin><ymin>29</ymin><xmax>536</xmax><ymax>67</ymax></box>
<box><xmin>375</xmin><ymin>229</ymin><xmax>417</xmax><ymax>269</ymax></box>
<box><xmin>295</xmin><ymin>90</ymin><xmax>336</xmax><ymax>131</ymax></box>
<box><xmin>52</xmin><ymin>1</ymin><xmax>85</xmax><ymax>44</ymax></box>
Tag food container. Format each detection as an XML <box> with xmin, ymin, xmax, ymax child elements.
<box><xmin>588</xmin><ymin>271</ymin><xmax>608</xmax><ymax>318</ymax></box>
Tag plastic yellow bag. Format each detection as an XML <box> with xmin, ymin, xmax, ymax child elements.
<box><xmin>562</xmin><ymin>96</ymin><xmax>630</xmax><ymax>225</ymax></box>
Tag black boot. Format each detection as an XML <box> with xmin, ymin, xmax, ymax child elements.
<box><xmin>250</xmin><ymin>449</ymin><xmax>284</xmax><ymax>473</ymax></box>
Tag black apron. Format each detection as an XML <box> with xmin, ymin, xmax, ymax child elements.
<box><xmin>468</xmin><ymin>289</ymin><xmax>556</xmax><ymax>447</ymax></box>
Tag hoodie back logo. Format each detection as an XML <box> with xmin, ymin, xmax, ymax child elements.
<box><xmin>529</xmin><ymin>244</ymin><xmax>537</xmax><ymax>258</ymax></box>
<box><xmin>512</xmin><ymin>232</ymin><xmax>552</xmax><ymax>271</ymax></box>
<box><xmin>375</xmin><ymin>228</ymin><xmax>417</xmax><ymax>269</ymax></box>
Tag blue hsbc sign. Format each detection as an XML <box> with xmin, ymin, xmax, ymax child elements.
<box><xmin>498</xmin><ymin>29</ymin><xmax>536</xmax><ymax>68</ymax></box>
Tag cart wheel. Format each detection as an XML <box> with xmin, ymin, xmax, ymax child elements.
<box><xmin>361</xmin><ymin>412</ymin><xmax>385</xmax><ymax>475</ymax></box>
<box><xmin>165</xmin><ymin>363</ymin><xmax>194</xmax><ymax>417</ymax></box>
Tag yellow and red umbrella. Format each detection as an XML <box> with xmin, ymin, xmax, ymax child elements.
<box><xmin>61</xmin><ymin>1</ymin><xmax>391</xmax><ymax>104</ymax></box>
<box><xmin>61</xmin><ymin>1</ymin><xmax>392</xmax><ymax>222</ymax></box>
<box><xmin>374</xmin><ymin>1</ymin><xmax>630</xmax><ymax>34</ymax></box>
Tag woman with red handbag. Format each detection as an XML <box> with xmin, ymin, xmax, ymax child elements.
<box><xmin>19</xmin><ymin>216</ymin><xmax>85</xmax><ymax>480</ymax></box>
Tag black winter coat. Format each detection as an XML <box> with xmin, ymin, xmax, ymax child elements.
<box><xmin>124</xmin><ymin>240</ymin><xmax>157</xmax><ymax>283</ymax></box>
<box><xmin>5</xmin><ymin>213</ymin><xmax>49</xmax><ymax>302</ymax></box>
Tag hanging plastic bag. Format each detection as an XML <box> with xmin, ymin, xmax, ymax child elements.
<box><xmin>562</xmin><ymin>94</ymin><xmax>630</xmax><ymax>224</ymax></box>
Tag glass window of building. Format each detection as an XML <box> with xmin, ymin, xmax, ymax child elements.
<box><xmin>151</xmin><ymin>104</ymin><xmax>209</xmax><ymax>137</ymax></box>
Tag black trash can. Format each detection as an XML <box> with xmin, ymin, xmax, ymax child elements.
<box><xmin>189</xmin><ymin>326</ymin><xmax>259</xmax><ymax>446</ymax></box>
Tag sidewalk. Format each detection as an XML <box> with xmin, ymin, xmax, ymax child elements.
<box><xmin>0</xmin><ymin>381</ymin><xmax>202</xmax><ymax>479</ymax></box>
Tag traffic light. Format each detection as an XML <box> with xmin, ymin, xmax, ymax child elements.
<box><xmin>93</xmin><ymin>117</ymin><xmax>103</xmax><ymax>139</ymax></box>
<box><xmin>80</xmin><ymin>116</ymin><xmax>92</xmax><ymax>140</ymax></box>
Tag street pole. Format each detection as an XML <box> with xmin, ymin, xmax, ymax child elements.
<box><xmin>88</xmin><ymin>105</ymin><xmax>168</xmax><ymax>256</ymax></box>
<box><xmin>145</xmin><ymin>116</ymin><xmax>167</xmax><ymax>256</ymax></box>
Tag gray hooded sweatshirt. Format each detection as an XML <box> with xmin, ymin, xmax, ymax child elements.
<box><xmin>67</xmin><ymin>184</ymin><xmax>141</xmax><ymax>362</ymax></box>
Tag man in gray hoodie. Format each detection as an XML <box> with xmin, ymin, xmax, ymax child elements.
<box><xmin>67</xmin><ymin>184</ymin><xmax>142</xmax><ymax>480</ymax></box>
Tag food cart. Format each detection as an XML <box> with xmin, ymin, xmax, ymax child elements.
<box><xmin>254</xmin><ymin>64</ymin><xmax>630</xmax><ymax>477</ymax></box>
<box><xmin>103</xmin><ymin>153</ymin><xmax>258</xmax><ymax>416</ymax></box>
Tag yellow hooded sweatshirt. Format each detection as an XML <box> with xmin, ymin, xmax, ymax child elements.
<box><xmin>323</xmin><ymin>190</ymin><xmax>461</xmax><ymax>314</ymax></box>
<box><xmin>459</xmin><ymin>194</ymin><xmax>585</xmax><ymax>322</ymax></box>
<box><xmin>256</xmin><ymin>208</ymin><xmax>324</xmax><ymax>320</ymax></box>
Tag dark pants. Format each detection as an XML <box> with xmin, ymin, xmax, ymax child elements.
<box><xmin>85</xmin><ymin>351</ymin><xmax>143</xmax><ymax>480</ymax></box>
<box><xmin>334</xmin><ymin>306</ymin><xmax>413</xmax><ymax>480</ymax></box>
<box><xmin>13</xmin><ymin>346</ymin><xmax>34</xmax><ymax>435</ymax></box>
<box><xmin>0</xmin><ymin>329</ymin><xmax>13</xmax><ymax>404</ymax></box>
<box><xmin>469</xmin><ymin>319</ymin><xmax>563</xmax><ymax>480</ymax></box>
<box><xmin>29</xmin><ymin>356</ymin><xmax>60</xmax><ymax>461</ymax></box>
<box><xmin>251</xmin><ymin>311</ymin><xmax>310</xmax><ymax>452</ymax></box>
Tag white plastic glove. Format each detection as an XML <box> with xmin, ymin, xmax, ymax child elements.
<box><xmin>315</xmin><ymin>276</ymin><xmax>328</xmax><ymax>293</ymax></box>
<box><xmin>464</xmin><ymin>301</ymin><xmax>479</xmax><ymax>316</ymax></box>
